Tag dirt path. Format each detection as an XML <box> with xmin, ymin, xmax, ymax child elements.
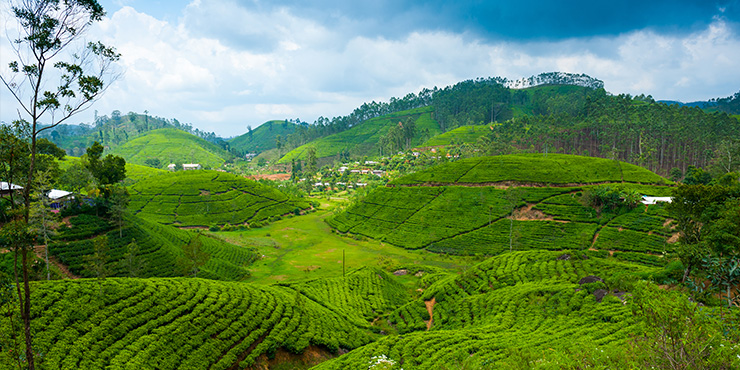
<box><xmin>33</xmin><ymin>245</ymin><xmax>79</xmax><ymax>279</ymax></box>
<box><xmin>425</xmin><ymin>297</ymin><xmax>436</xmax><ymax>331</ymax></box>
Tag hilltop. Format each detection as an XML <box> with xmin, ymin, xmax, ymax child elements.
<box><xmin>108</xmin><ymin>128</ymin><xmax>231</xmax><ymax>169</ymax></box>
<box><xmin>128</xmin><ymin>170</ymin><xmax>311</xmax><ymax>227</ymax></box>
<box><xmin>229</xmin><ymin>120</ymin><xmax>299</xmax><ymax>155</ymax></box>
<box><xmin>328</xmin><ymin>154</ymin><xmax>675</xmax><ymax>263</ymax></box>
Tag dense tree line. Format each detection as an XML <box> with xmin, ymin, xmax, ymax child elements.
<box><xmin>455</xmin><ymin>89</ymin><xmax>739</xmax><ymax>176</ymax></box>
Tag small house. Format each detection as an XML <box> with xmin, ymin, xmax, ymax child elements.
<box><xmin>47</xmin><ymin>189</ymin><xmax>74</xmax><ymax>209</ymax></box>
<box><xmin>183</xmin><ymin>163</ymin><xmax>202</xmax><ymax>171</ymax></box>
<box><xmin>0</xmin><ymin>182</ymin><xmax>23</xmax><ymax>197</ymax></box>
<box><xmin>641</xmin><ymin>196</ymin><xmax>672</xmax><ymax>205</ymax></box>
<box><xmin>167</xmin><ymin>163</ymin><xmax>176</xmax><ymax>171</ymax></box>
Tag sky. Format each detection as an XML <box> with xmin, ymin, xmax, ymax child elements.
<box><xmin>1</xmin><ymin>0</ymin><xmax>739</xmax><ymax>137</ymax></box>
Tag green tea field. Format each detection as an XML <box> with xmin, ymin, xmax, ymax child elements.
<box><xmin>128</xmin><ymin>170</ymin><xmax>310</xmax><ymax>227</ymax></box>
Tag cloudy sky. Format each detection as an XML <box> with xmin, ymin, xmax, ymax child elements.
<box><xmin>2</xmin><ymin>0</ymin><xmax>739</xmax><ymax>137</ymax></box>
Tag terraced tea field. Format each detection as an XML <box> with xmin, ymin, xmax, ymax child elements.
<box><xmin>128</xmin><ymin>170</ymin><xmax>310</xmax><ymax>227</ymax></box>
<box><xmin>328</xmin><ymin>154</ymin><xmax>676</xmax><ymax>264</ymax></box>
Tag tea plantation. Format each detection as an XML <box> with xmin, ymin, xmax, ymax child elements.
<box><xmin>108</xmin><ymin>128</ymin><xmax>231</xmax><ymax>169</ymax></box>
<box><xmin>128</xmin><ymin>170</ymin><xmax>310</xmax><ymax>227</ymax></box>
<box><xmin>5</xmin><ymin>274</ymin><xmax>384</xmax><ymax>370</ymax></box>
<box><xmin>328</xmin><ymin>154</ymin><xmax>676</xmax><ymax>264</ymax></box>
<box><xmin>50</xmin><ymin>214</ymin><xmax>259</xmax><ymax>281</ymax></box>
<box><xmin>314</xmin><ymin>250</ymin><xmax>711</xmax><ymax>369</ymax></box>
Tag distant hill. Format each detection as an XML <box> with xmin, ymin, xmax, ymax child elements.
<box><xmin>108</xmin><ymin>128</ymin><xmax>231</xmax><ymax>169</ymax></box>
<box><xmin>328</xmin><ymin>154</ymin><xmax>674</xmax><ymax>260</ymax></box>
<box><xmin>50</xmin><ymin>214</ymin><xmax>259</xmax><ymax>280</ymax></box>
<box><xmin>229</xmin><ymin>120</ymin><xmax>299</xmax><ymax>155</ymax></box>
<box><xmin>280</xmin><ymin>106</ymin><xmax>440</xmax><ymax>163</ymax></box>
<box><xmin>128</xmin><ymin>170</ymin><xmax>310</xmax><ymax>227</ymax></box>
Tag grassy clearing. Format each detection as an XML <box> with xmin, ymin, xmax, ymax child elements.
<box><xmin>210</xmin><ymin>199</ymin><xmax>474</xmax><ymax>285</ymax></box>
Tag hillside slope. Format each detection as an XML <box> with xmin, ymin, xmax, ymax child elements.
<box><xmin>50</xmin><ymin>214</ymin><xmax>258</xmax><ymax>281</ymax></box>
<box><xmin>328</xmin><ymin>154</ymin><xmax>675</xmax><ymax>261</ymax></box>
<box><xmin>280</xmin><ymin>106</ymin><xmax>440</xmax><ymax>163</ymax></box>
<box><xmin>229</xmin><ymin>120</ymin><xmax>299</xmax><ymax>155</ymax></box>
<box><xmin>108</xmin><ymin>128</ymin><xmax>230</xmax><ymax>169</ymax></box>
<box><xmin>315</xmin><ymin>250</ymin><xmax>660</xmax><ymax>369</ymax></box>
<box><xmin>9</xmin><ymin>273</ymin><xmax>384</xmax><ymax>369</ymax></box>
<box><xmin>129</xmin><ymin>170</ymin><xmax>311</xmax><ymax>227</ymax></box>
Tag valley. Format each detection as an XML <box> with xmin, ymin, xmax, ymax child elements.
<box><xmin>2</xmin><ymin>73</ymin><xmax>740</xmax><ymax>369</ymax></box>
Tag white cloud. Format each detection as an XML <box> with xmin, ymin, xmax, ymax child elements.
<box><xmin>2</xmin><ymin>1</ymin><xmax>739</xmax><ymax>137</ymax></box>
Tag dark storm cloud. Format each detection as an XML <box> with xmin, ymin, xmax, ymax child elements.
<box><xmin>245</xmin><ymin>0</ymin><xmax>738</xmax><ymax>40</ymax></box>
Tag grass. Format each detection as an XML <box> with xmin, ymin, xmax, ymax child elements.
<box><xmin>211</xmin><ymin>197</ymin><xmax>473</xmax><ymax>285</ymax></box>
<box><xmin>109</xmin><ymin>128</ymin><xmax>231</xmax><ymax>169</ymax></box>
<box><xmin>279</xmin><ymin>106</ymin><xmax>440</xmax><ymax>163</ymax></box>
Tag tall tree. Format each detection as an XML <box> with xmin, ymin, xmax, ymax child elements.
<box><xmin>28</xmin><ymin>170</ymin><xmax>62</xmax><ymax>280</ymax></box>
<box><xmin>179</xmin><ymin>233</ymin><xmax>210</xmax><ymax>278</ymax></box>
<box><xmin>0</xmin><ymin>1</ymin><xmax>120</xmax><ymax>366</ymax></box>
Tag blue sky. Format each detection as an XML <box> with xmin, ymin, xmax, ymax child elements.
<box><xmin>2</xmin><ymin>0</ymin><xmax>740</xmax><ymax>136</ymax></box>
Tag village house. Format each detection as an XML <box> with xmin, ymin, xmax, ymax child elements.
<box><xmin>183</xmin><ymin>163</ymin><xmax>202</xmax><ymax>171</ymax></box>
<box><xmin>0</xmin><ymin>182</ymin><xmax>23</xmax><ymax>197</ymax></box>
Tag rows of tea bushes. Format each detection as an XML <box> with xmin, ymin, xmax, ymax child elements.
<box><xmin>283</xmin><ymin>268</ymin><xmax>411</xmax><ymax>325</ymax></box>
<box><xmin>128</xmin><ymin>170</ymin><xmax>310</xmax><ymax>227</ymax></box>
<box><xmin>327</xmin><ymin>185</ymin><xmax>575</xmax><ymax>250</ymax></box>
<box><xmin>316</xmin><ymin>251</ymin><xmax>659</xmax><ymax>369</ymax></box>
<box><xmin>8</xmin><ymin>277</ymin><xmax>373</xmax><ymax>370</ymax></box>
<box><xmin>49</xmin><ymin>214</ymin><xmax>258</xmax><ymax>280</ymax></box>
<box><xmin>328</xmin><ymin>155</ymin><xmax>675</xmax><ymax>264</ymax></box>
<box><xmin>391</xmin><ymin>154</ymin><xmax>671</xmax><ymax>185</ymax></box>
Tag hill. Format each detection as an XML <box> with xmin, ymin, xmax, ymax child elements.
<box><xmin>128</xmin><ymin>170</ymin><xmax>311</xmax><ymax>227</ymax></box>
<box><xmin>6</xmin><ymin>268</ymin><xmax>404</xmax><ymax>369</ymax></box>
<box><xmin>229</xmin><ymin>120</ymin><xmax>299</xmax><ymax>155</ymax></box>
<box><xmin>108</xmin><ymin>128</ymin><xmax>231</xmax><ymax>169</ymax></box>
<box><xmin>49</xmin><ymin>214</ymin><xmax>259</xmax><ymax>281</ymax></box>
<box><xmin>392</xmin><ymin>154</ymin><xmax>669</xmax><ymax>185</ymax></box>
<box><xmin>328</xmin><ymin>154</ymin><xmax>675</xmax><ymax>262</ymax></box>
<box><xmin>316</xmin><ymin>250</ymin><xmax>660</xmax><ymax>369</ymax></box>
<box><xmin>279</xmin><ymin>106</ymin><xmax>440</xmax><ymax>163</ymax></box>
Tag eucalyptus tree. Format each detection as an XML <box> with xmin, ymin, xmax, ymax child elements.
<box><xmin>1</xmin><ymin>1</ymin><xmax>120</xmax><ymax>367</ymax></box>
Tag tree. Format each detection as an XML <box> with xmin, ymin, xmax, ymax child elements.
<box><xmin>107</xmin><ymin>185</ymin><xmax>129</xmax><ymax>238</ymax></box>
<box><xmin>0</xmin><ymin>1</ymin><xmax>120</xmax><ymax>365</ymax></box>
<box><xmin>121</xmin><ymin>239</ymin><xmax>146</xmax><ymax>278</ymax></box>
<box><xmin>28</xmin><ymin>170</ymin><xmax>62</xmax><ymax>281</ymax></box>
<box><xmin>84</xmin><ymin>141</ymin><xmax>126</xmax><ymax>187</ymax></box>
<box><xmin>58</xmin><ymin>161</ymin><xmax>95</xmax><ymax>198</ymax></box>
<box><xmin>179</xmin><ymin>233</ymin><xmax>210</xmax><ymax>278</ymax></box>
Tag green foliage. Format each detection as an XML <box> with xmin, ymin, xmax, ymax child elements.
<box><xmin>128</xmin><ymin>170</ymin><xmax>310</xmax><ymax>227</ymax></box>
